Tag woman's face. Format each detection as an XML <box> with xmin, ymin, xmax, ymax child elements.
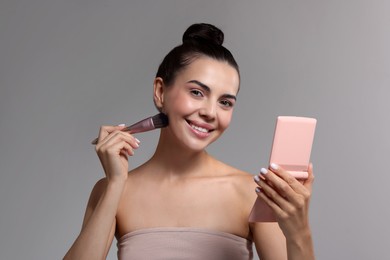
<box><xmin>159</xmin><ymin>57</ymin><xmax>240</xmax><ymax>151</ymax></box>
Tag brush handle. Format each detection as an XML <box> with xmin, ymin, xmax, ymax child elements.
<box><xmin>122</xmin><ymin>117</ymin><xmax>155</xmax><ymax>133</ymax></box>
<box><xmin>91</xmin><ymin>117</ymin><xmax>155</xmax><ymax>145</ymax></box>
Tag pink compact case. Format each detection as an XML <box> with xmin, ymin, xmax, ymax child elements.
<box><xmin>269</xmin><ymin>116</ymin><xmax>317</xmax><ymax>179</ymax></box>
<box><xmin>249</xmin><ymin>116</ymin><xmax>317</xmax><ymax>222</ymax></box>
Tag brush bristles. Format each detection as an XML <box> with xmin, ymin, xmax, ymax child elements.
<box><xmin>151</xmin><ymin>113</ymin><xmax>169</xmax><ymax>128</ymax></box>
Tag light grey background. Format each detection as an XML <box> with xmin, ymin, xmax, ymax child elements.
<box><xmin>1</xmin><ymin>1</ymin><xmax>389</xmax><ymax>259</ymax></box>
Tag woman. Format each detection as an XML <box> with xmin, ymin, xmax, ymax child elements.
<box><xmin>64</xmin><ymin>23</ymin><xmax>315</xmax><ymax>260</ymax></box>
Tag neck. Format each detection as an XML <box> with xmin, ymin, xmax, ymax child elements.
<box><xmin>147</xmin><ymin>131</ymin><xmax>212</xmax><ymax>180</ymax></box>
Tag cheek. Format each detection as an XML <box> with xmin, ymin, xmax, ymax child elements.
<box><xmin>219</xmin><ymin>111</ymin><xmax>233</xmax><ymax>129</ymax></box>
<box><xmin>168</xmin><ymin>96</ymin><xmax>197</xmax><ymax>114</ymax></box>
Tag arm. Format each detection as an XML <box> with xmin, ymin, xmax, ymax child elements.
<box><xmin>252</xmin><ymin>163</ymin><xmax>315</xmax><ymax>260</ymax></box>
<box><xmin>250</xmin><ymin>222</ymin><xmax>287</xmax><ymax>260</ymax></box>
<box><xmin>64</xmin><ymin>125</ymin><xmax>140</xmax><ymax>260</ymax></box>
<box><xmin>64</xmin><ymin>178</ymin><xmax>124</xmax><ymax>260</ymax></box>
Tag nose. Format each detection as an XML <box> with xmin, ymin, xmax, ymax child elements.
<box><xmin>199</xmin><ymin>101</ymin><xmax>216</xmax><ymax>121</ymax></box>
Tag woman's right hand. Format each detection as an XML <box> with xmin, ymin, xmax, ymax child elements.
<box><xmin>95</xmin><ymin>125</ymin><xmax>140</xmax><ymax>183</ymax></box>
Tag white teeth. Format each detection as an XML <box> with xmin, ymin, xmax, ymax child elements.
<box><xmin>190</xmin><ymin>124</ymin><xmax>208</xmax><ymax>133</ymax></box>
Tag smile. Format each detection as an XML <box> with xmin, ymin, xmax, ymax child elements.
<box><xmin>186</xmin><ymin>120</ymin><xmax>214</xmax><ymax>138</ymax></box>
<box><xmin>190</xmin><ymin>124</ymin><xmax>209</xmax><ymax>133</ymax></box>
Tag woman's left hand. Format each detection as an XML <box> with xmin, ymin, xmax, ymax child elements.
<box><xmin>254</xmin><ymin>163</ymin><xmax>314</xmax><ymax>241</ymax></box>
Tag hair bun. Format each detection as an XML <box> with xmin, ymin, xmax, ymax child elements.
<box><xmin>182</xmin><ymin>23</ymin><xmax>224</xmax><ymax>46</ymax></box>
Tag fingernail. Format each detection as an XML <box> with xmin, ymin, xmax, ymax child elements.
<box><xmin>135</xmin><ymin>138</ymin><xmax>140</xmax><ymax>144</ymax></box>
<box><xmin>254</xmin><ymin>175</ymin><xmax>260</xmax><ymax>182</ymax></box>
<box><xmin>260</xmin><ymin>168</ymin><xmax>268</xmax><ymax>175</ymax></box>
<box><xmin>255</xmin><ymin>187</ymin><xmax>261</xmax><ymax>193</ymax></box>
<box><xmin>270</xmin><ymin>163</ymin><xmax>278</xmax><ymax>170</ymax></box>
<box><xmin>118</xmin><ymin>123</ymin><xmax>125</xmax><ymax>127</ymax></box>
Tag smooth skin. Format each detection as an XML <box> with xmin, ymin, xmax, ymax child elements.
<box><xmin>253</xmin><ymin>164</ymin><xmax>315</xmax><ymax>260</ymax></box>
<box><xmin>64</xmin><ymin>57</ymin><xmax>315</xmax><ymax>260</ymax></box>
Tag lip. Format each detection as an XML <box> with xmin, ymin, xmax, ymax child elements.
<box><xmin>186</xmin><ymin>119</ymin><xmax>214</xmax><ymax>138</ymax></box>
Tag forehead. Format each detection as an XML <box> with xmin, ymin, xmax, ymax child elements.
<box><xmin>173</xmin><ymin>57</ymin><xmax>240</xmax><ymax>94</ymax></box>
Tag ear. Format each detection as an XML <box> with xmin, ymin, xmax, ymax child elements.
<box><xmin>153</xmin><ymin>77</ymin><xmax>165</xmax><ymax>111</ymax></box>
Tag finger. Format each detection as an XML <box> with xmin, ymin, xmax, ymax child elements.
<box><xmin>259</xmin><ymin>166</ymin><xmax>297</xmax><ymax>200</ymax></box>
<box><xmin>110</xmin><ymin>132</ymin><xmax>139</xmax><ymax>150</ymax></box>
<box><xmin>269</xmin><ymin>163</ymin><xmax>309</xmax><ymax>196</ymax></box>
<box><xmin>119</xmin><ymin>142</ymin><xmax>135</xmax><ymax>157</ymax></box>
<box><xmin>255</xmin><ymin>185</ymin><xmax>290</xmax><ymax>219</ymax></box>
<box><xmin>255</xmin><ymin>168</ymin><xmax>309</xmax><ymax>221</ymax></box>
<box><xmin>97</xmin><ymin>125</ymin><xmax>127</xmax><ymax>144</ymax></box>
<box><xmin>96</xmin><ymin>131</ymin><xmax>140</xmax><ymax>154</ymax></box>
<box><xmin>303</xmin><ymin>163</ymin><xmax>315</xmax><ymax>193</ymax></box>
<box><xmin>257</xmin><ymin>166</ymin><xmax>310</xmax><ymax>214</ymax></box>
<box><xmin>266</xmin><ymin>164</ymin><xmax>311</xmax><ymax>209</ymax></box>
<box><xmin>96</xmin><ymin>129</ymin><xmax>121</xmax><ymax>151</ymax></box>
<box><xmin>103</xmin><ymin>136</ymin><xmax>136</xmax><ymax>157</ymax></box>
<box><xmin>99</xmin><ymin>126</ymin><xmax>138</xmax><ymax>146</ymax></box>
<box><xmin>254</xmin><ymin>170</ymin><xmax>294</xmax><ymax>211</ymax></box>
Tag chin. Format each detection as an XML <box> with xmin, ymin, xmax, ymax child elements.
<box><xmin>185</xmin><ymin>134</ymin><xmax>220</xmax><ymax>152</ymax></box>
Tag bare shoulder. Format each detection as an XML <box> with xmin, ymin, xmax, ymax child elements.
<box><xmin>217</xmin><ymin>160</ymin><xmax>257</xmax><ymax>185</ymax></box>
<box><xmin>215</xmin><ymin>160</ymin><xmax>258</xmax><ymax>202</ymax></box>
<box><xmin>79</xmin><ymin>177</ymin><xmax>110</xmax><ymax>229</ymax></box>
<box><xmin>87</xmin><ymin>177</ymin><xmax>109</xmax><ymax>208</ymax></box>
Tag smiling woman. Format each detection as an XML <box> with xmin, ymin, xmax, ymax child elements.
<box><xmin>64</xmin><ymin>23</ymin><xmax>315</xmax><ymax>260</ymax></box>
<box><xmin>153</xmin><ymin>56</ymin><xmax>239</xmax><ymax>151</ymax></box>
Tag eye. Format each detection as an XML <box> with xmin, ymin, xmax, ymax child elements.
<box><xmin>219</xmin><ymin>99</ymin><xmax>234</xmax><ymax>108</ymax></box>
<box><xmin>190</xmin><ymin>89</ymin><xmax>203</xmax><ymax>97</ymax></box>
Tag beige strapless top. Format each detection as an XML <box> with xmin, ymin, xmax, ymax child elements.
<box><xmin>117</xmin><ymin>227</ymin><xmax>253</xmax><ymax>260</ymax></box>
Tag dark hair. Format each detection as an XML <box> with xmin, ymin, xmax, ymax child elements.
<box><xmin>156</xmin><ymin>23</ymin><xmax>240</xmax><ymax>86</ymax></box>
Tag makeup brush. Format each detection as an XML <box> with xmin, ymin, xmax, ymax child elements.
<box><xmin>91</xmin><ymin>113</ymin><xmax>169</xmax><ymax>145</ymax></box>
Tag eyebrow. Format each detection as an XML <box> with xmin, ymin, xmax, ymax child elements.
<box><xmin>187</xmin><ymin>80</ymin><xmax>237</xmax><ymax>101</ymax></box>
